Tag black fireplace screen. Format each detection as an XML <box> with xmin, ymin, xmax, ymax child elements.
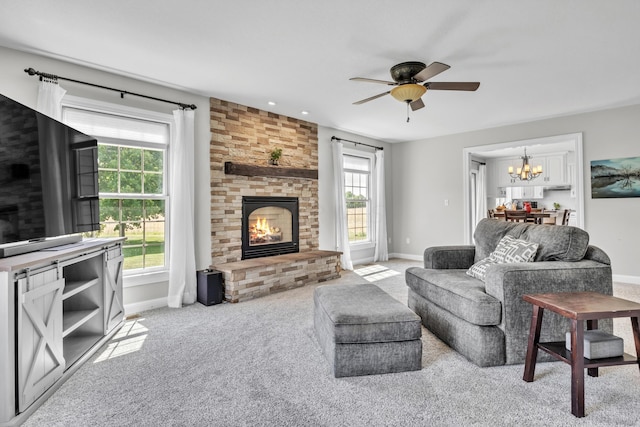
<box><xmin>242</xmin><ymin>196</ymin><xmax>299</xmax><ymax>259</ymax></box>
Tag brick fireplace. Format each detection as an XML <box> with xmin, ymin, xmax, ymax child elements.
<box><xmin>209</xmin><ymin>98</ymin><xmax>340</xmax><ymax>302</ymax></box>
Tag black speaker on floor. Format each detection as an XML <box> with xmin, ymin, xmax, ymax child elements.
<box><xmin>197</xmin><ymin>270</ymin><xmax>224</xmax><ymax>306</ymax></box>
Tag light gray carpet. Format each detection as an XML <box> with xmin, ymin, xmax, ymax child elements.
<box><xmin>23</xmin><ymin>259</ymin><xmax>640</xmax><ymax>426</ymax></box>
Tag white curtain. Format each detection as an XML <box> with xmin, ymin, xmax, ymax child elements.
<box><xmin>474</xmin><ymin>164</ymin><xmax>487</xmax><ymax>226</ymax></box>
<box><xmin>373</xmin><ymin>150</ymin><xmax>388</xmax><ymax>262</ymax></box>
<box><xmin>331</xmin><ymin>141</ymin><xmax>353</xmax><ymax>270</ymax></box>
<box><xmin>167</xmin><ymin>109</ymin><xmax>197</xmax><ymax>307</ymax></box>
<box><xmin>36</xmin><ymin>80</ymin><xmax>68</xmax><ymax>234</ymax></box>
<box><xmin>37</xmin><ymin>79</ymin><xmax>66</xmax><ymax>120</ymax></box>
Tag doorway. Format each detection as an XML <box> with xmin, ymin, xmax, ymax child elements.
<box><xmin>462</xmin><ymin>133</ymin><xmax>585</xmax><ymax>244</ymax></box>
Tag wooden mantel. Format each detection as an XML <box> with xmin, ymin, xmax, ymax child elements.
<box><xmin>224</xmin><ymin>161</ymin><xmax>318</xmax><ymax>180</ymax></box>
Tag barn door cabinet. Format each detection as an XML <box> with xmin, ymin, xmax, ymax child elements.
<box><xmin>0</xmin><ymin>238</ymin><xmax>124</xmax><ymax>427</ymax></box>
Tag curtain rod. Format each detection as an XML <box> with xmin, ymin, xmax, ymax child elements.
<box><xmin>24</xmin><ymin>67</ymin><xmax>197</xmax><ymax>110</ymax></box>
<box><xmin>330</xmin><ymin>136</ymin><xmax>383</xmax><ymax>151</ymax></box>
<box><xmin>471</xmin><ymin>159</ymin><xmax>486</xmax><ymax>165</ymax></box>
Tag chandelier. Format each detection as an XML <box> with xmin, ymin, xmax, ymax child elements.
<box><xmin>508</xmin><ymin>148</ymin><xmax>542</xmax><ymax>181</ymax></box>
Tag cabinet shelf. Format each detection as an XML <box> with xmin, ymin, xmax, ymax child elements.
<box><xmin>62</xmin><ymin>308</ymin><xmax>100</xmax><ymax>338</ymax></box>
<box><xmin>63</xmin><ymin>333</ymin><xmax>102</xmax><ymax>368</ymax></box>
<box><xmin>62</xmin><ymin>278</ymin><xmax>100</xmax><ymax>300</ymax></box>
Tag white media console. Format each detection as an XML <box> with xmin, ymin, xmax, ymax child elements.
<box><xmin>0</xmin><ymin>238</ymin><xmax>125</xmax><ymax>426</ymax></box>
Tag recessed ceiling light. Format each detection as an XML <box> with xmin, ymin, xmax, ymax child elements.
<box><xmin>301</xmin><ymin>110</ymin><xmax>309</xmax><ymax>115</ymax></box>
<box><xmin>268</xmin><ymin>101</ymin><xmax>276</xmax><ymax>106</ymax></box>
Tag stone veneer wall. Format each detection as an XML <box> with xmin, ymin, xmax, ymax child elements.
<box><xmin>210</xmin><ymin>97</ymin><xmax>319</xmax><ymax>265</ymax></box>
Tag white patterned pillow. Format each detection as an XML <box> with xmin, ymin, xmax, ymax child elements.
<box><xmin>466</xmin><ymin>235</ymin><xmax>538</xmax><ymax>281</ymax></box>
<box><xmin>490</xmin><ymin>235</ymin><xmax>539</xmax><ymax>263</ymax></box>
<box><xmin>466</xmin><ymin>257</ymin><xmax>498</xmax><ymax>281</ymax></box>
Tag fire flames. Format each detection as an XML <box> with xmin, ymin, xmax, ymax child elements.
<box><xmin>249</xmin><ymin>217</ymin><xmax>282</xmax><ymax>245</ymax></box>
<box><xmin>254</xmin><ymin>217</ymin><xmax>272</xmax><ymax>237</ymax></box>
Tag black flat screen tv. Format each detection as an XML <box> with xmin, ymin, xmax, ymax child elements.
<box><xmin>0</xmin><ymin>93</ymin><xmax>99</xmax><ymax>257</ymax></box>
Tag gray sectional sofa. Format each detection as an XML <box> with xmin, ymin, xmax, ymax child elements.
<box><xmin>406</xmin><ymin>218</ymin><xmax>613</xmax><ymax>367</ymax></box>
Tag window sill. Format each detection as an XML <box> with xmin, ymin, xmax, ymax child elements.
<box><xmin>124</xmin><ymin>270</ymin><xmax>169</xmax><ymax>288</ymax></box>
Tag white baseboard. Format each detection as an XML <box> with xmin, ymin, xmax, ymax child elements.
<box><xmin>352</xmin><ymin>256</ymin><xmax>374</xmax><ymax>266</ymax></box>
<box><xmin>353</xmin><ymin>254</ymin><xmax>423</xmax><ymax>266</ymax></box>
<box><xmin>389</xmin><ymin>252</ymin><xmax>422</xmax><ymax>262</ymax></box>
<box><xmin>124</xmin><ymin>297</ymin><xmax>167</xmax><ymax>316</ymax></box>
<box><xmin>613</xmin><ymin>274</ymin><xmax>640</xmax><ymax>286</ymax></box>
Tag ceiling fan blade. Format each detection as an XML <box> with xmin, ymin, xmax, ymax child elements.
<box><xmin>413</xmin><ymin>62</ymin><xmax>450</xmax><ymax>82</ymax></box>
<box><xmin>425</xmin><ymin>82</ymin><xmax>480</xmax><ymax>91</ymax></box>
<box><xmin>349</xmin><ymin>77</ymin><xmax>396</xmax><ymax>85</ymax></box>
<box><xmin>410</xmin><ymin>98</ymin><xmax>425</xmax><ymax>111</ymax></box>
<box><xmin>353</xmin><ymin>91</ymin><xmax>390</xmax><ymax>105</ymax></box>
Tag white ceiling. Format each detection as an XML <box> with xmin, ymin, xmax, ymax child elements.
<box><xmin>1</xmin><ymin>1</ymin><xmax>640</xmax><ymax>143</ymax></box>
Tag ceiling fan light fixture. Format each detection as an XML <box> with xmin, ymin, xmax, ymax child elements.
<box><xmin>390</xmin><ymin>84</ymin><xmax>426</xmax><ymax>103</ymax></box>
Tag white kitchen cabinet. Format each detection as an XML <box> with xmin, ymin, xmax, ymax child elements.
<box><xmin>493</xmin><ymin>152</ymin><xmax>569</xmax><ymax>188</ymax></box>
<box><xmin>540</xmin><ymin>153</ymin><xmax>567</xmax><ymax>186</ymax></box>
<box><xmin>506</xmin><ymin>186</ymin><xmax>544</xmax><ymax>200</ymax></box>
<box><xmin>496</xmin><ymin>158</ymin><xmax>521</xmax><ymax>187</ymax></box>
<box><xmin>0</xmin><ymin>238</ymin><xmax>124</xmax><ymax>427</ymax></box>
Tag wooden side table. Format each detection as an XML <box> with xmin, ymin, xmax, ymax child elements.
<box><xmin>522</xmin><ymin>292</ymin><xmax>640</xmax><ymax>417</ymax></box>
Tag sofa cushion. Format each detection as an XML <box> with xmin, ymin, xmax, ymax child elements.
<box><xmin>473</xmin><ymin>219</ymin><xmax>590</xmax><ymax>262</ymax></box>
<box><xmin>313</xmin><ymin>283</ymin><xmax>422</xmax><ymax>344</ymax></box>
<box><xmin>406</xmin><ymin>267</ymin><xmax>502</xmax><ymax>326</ymax></box>
<box><xmin>473</xmin><ymin>219</ymin><xmax>520</xmax><ymax>262</ymax></box>
<box><xmin>518</xmin><ymin>224</ymin><xmax>589</xmax><ymax>261</ymax></box>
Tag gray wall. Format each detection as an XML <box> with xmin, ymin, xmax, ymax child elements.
<box><xmin>0</xmin><ymin>46</ymin><xmax>212</xmax><ymax>311</ymax></box>
<box><xmin>391</xmin><ymin>104</ymin><xmax>640</xmax><ymax>280</ymax></box>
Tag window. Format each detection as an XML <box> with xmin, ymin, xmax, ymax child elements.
<box><xmin>62</xmin><ymin>106</ymin><xmax>171</xmax><ymax>274</ymax></box>
<box><xmin>343</xmin><ymin>151</ymin><xmax>373</xmax><ymax>244</ymax></box>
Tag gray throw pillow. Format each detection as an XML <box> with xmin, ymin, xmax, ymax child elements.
<box><xmin>466</xmin><ymin>257</ymin><xmax>498</xmax><ymax>281</ymax></box>
<box><xmin>466</xmin><ymin>235</ymin><xmax>539</xmax><ymax>281</ymax></box>
<box><xmin>490</xmin><ymin>235</ymin><xmax>539</xmax><ymax>263</ymax></box>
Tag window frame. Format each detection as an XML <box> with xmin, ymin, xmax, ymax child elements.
<box><xmin>61</xmin><ymin>96</ymin><xmax>173</xmax><ymax>287</ymax></box>
<box><xmin>342</xmin><ymin>148</ymin><xmax>375</xmax><ymax>249</ymax></box>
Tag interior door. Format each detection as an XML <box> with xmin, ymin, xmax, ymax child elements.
<box><xmin>104</xmin><ymin>249</ymin><xmax>124</xmax><ymax>333</ymax></box>
<box><xmin>17</xmin><ymin>268</ymin><xmax>65</xmax><ymax>412</ymax></box>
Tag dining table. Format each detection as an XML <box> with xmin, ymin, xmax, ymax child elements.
<box><xmin>492</xmin><ymin>210</ymin><xmax>552</xmax><ymax>224</ymax></box>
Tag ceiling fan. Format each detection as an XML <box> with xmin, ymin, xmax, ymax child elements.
<box><xmin>350</xmin><ymin>61</ymin><xmax>480</xmax><ymax>121</ymax></box>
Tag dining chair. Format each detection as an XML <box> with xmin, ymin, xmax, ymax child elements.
<box><xmin>540</xmin><ymin>208</ymin><xmax>556</xmax><ymax>225</ymax></box>
<box><xmin>504</xmin><ymin>210</ymin><xmax>528</xmax><ymax>222</ymax></box>
<box><xmin>561</xmin><ymin>209</ymin><xmax>571</xmax><ymax>226</ymax></box>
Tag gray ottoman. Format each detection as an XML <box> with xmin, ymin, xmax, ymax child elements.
<box><xmin>313</xmin><ymin>283</ymin><xmax>422</xmax><ymax>377</ymax></box>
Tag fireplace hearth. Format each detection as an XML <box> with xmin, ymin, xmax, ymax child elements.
<box><xmin>242</xmin><ymin>196</ymin><xmax>299</xmax><ymax>259</ymax></box>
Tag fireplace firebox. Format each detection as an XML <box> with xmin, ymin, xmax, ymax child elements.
<box><xmin>241</xmin><ymin>196</ymin><xmax>299</xmax><ymax>259</ymax></box>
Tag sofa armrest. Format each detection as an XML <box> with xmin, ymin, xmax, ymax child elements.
<box><xmin>584</xmin><ymin>245</ymin><xmax>611</xmax><ymax>265</ymax></box>
<box><xmin>424</xmin><ymin>245</ymin><xmax>476</xmax><ymax>269</ymax></box>
<box><xmin>483</xmin><ymin>260</ymin><xmax>613</xmax><ymax>364</ymax></box>
<box><xmin>484</xmin><ymin>260</ymin><xmax>613</xmax><ymax>304</ymax></box>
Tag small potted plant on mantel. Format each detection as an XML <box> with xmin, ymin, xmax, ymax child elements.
<box><xmin>269</xmin><ymin>147</ymin><xmax>282</xmax><ymax>166</ymax></box>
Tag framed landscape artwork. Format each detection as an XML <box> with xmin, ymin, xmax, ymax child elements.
<box><xmin>591</xmin><ymin>156</ymin><xmax>640</xmax><ymax>198</ymax></box>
